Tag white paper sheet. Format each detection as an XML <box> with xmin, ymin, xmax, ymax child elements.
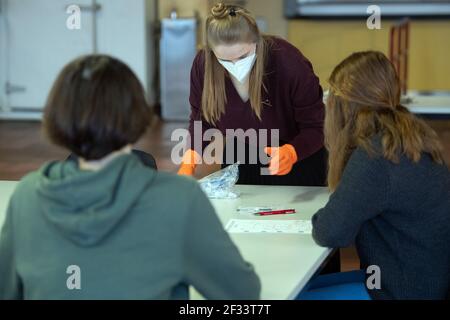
<box><xmin>225</xmin><ymin>219</ymin><xmax>312</xmax><ymax>234</ymax></box>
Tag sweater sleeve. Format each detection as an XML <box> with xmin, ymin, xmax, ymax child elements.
<box><xmin>312</xmin><ymin>148</ymin><xmax>389</xmax><ymax>248</ymax></box>
<box><xmin>0</xmin><ymin>196</ymin><xmax>23</xmax><ymax>299</ymax></box>
<box><xmin>287</xmin><ymin>56</ymin><xmax>325</xmax><ymax>161</ymax></box>
<box><xmin>183</xmin><ymin>184</ymin><xmax>261</xmax><ymax>299</ymax></box>
<box><xmin>188</xmin><ymin>51</ymin><xmax>214</xmax><ymax>155</ymax></box>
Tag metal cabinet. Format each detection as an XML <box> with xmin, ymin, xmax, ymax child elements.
<box><xmin>160</xmin><ymin>18</ymin><xmax>197</xmax><ymax>121</ymax></box>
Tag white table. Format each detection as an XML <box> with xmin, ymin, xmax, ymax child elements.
<box><xmin>0</xmin><ymin>181</ymin><xmax>332</xmax><ymax>300</ymax></box>
<box><xmin>405</xmin><ymin>94</ymin><xmax>450</xmax><ymax>116</ymax></box>
<box><xmin>191</xmin><ymin>185</ymin><xmax>332</xmax><ymax>300</ymax></box>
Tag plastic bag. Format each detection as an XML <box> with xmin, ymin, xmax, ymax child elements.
<box><xmin>199</xmin><ymin>162</ymin><xmax>240</xmax><ymax>199</ymax></box>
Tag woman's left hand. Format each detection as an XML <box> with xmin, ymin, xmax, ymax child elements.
<box><xmin>264</xmin><ymin>144</ymin><xmax>298</xmax><ymax>175</ymax></box>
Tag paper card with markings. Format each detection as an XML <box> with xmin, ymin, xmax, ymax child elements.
<box><xmin>225</xmin><ymin>219</ymin><xmax>312</xmax><ymax>234</ymax></box>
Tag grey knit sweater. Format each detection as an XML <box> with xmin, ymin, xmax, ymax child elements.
<box><xmin>312</xmin><ymin>145</ymin><xmax>450</xmax><ymax>300</ymax></box>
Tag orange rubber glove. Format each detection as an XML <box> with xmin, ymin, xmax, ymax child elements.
<box><xmin>177</xmin><ymin>149</ymin><xmax>201</xmax><ymax>176</ymax></box>
<box><xmin>264</xmin><ymin>144</ymin><xmax>298</xmax><ymax>176</ymax></box>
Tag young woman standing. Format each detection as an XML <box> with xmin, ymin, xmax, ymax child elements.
<box><xmin>178</xmin><ymin>3</ymin><xmax>326</xmax><ymax>186</ymax></box>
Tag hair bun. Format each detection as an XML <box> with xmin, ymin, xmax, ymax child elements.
<box><xmin>211</xmin><ymin>2</ymin><xmax>229</xmax><ymax>19</ymax></box>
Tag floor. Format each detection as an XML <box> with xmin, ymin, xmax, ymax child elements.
<box><xmin>1</xmin><ymin>117</ymin><xmax>449</xmax><ymax>272</ymax></box>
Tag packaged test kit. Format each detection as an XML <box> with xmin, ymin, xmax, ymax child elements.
<box><xmin>199</xmin><ymin>162</ymin><xmax>240</xmax><ymax>199</ymax></box>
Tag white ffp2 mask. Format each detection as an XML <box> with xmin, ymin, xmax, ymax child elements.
<box><xmin>218</xmin><ymin>52</ymin><xmax>256</xmax><ymax>83</ymax></box>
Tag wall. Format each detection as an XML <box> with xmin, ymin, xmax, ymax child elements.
<box><xmin>157</xmin><ymin>1</ymin><xmax>450</xmax><ymax>90</ymax></box>
<box><xmin>244</xmin><ymin>0</ymin><xmax>287</xmax><ymax>38</ymax></box>
<box><xmin>288</xmin><ymin>19</ymin><xmax>450</xmax><ymax>91</ymax></box>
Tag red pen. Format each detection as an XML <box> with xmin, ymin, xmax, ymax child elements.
<box><xmin>257</xmin><ymin>209</ymin><xmax>296</xmax><ymax>216</ymax></box>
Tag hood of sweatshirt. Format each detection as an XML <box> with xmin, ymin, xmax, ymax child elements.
<box><xmin>35</xmin><ymin>154</ymin><xmax>155</xmax><ymax>247</ymax></box>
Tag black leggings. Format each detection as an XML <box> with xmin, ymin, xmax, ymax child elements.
<box><xmin>222</xmin><ymin>142</ymin><xmax>327</xmax><ymax>187</ymax></box>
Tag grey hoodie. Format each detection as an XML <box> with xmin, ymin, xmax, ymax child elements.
<box><xmin>0</xmin><ymin>153</ymin><xmax>260</xmax><ymax>299</ymax></box>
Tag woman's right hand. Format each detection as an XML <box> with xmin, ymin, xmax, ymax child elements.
<box><xmin>177</xmin><ymin>149</ymin><xmax>201</xmax><ymax>176</ymax></box>
<box><xmin>177</xmin><ymin>163</ymin><xmax>196</xmax><ymax>176</ymax></box>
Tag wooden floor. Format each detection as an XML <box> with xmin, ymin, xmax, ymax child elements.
<box><xmin>0</xmin><ymin>118</ymin><xmax>185</xmax><ymax>180</ymax></box>
<box><xmin>1</xmin><ymin>117</ymin><xmax>449</xmax><ymax>272</ymax></box>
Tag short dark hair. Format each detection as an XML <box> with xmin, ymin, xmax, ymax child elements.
<box><xmin>44</xmin><ymin>55</ymin><xmax>152</xmax><ymax>160</ymax></box>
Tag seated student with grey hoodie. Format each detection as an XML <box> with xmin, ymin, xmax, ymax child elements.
<box><xmin>0</xmin><ymin>55</ymin><xmax>260</xmax><ymax>300</ymax></box>
<box><xmin>308</xmin><ymin>51</ymin><xmax>450</xmax><ymax>300</ymax></box>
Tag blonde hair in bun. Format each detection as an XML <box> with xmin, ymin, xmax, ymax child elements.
<box><xmin>210</xmin><ymin>2</ymin><xmax>229</xmax><ymax>19</ymax></box>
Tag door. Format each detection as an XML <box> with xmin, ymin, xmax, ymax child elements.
<box><xmin>2</xmin><ymin>0</ymin><xmax>96</xmax><ymax>112</ymax></box>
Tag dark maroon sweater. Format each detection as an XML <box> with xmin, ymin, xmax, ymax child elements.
<box><xmin>188</xmin><ymin>37</ymin><xmax>324</xmax><ymax>161</ymax></box>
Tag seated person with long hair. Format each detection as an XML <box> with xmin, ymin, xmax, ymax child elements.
<box><xmin>0</xmin><ymin>55</ymin><xmax>260</xmax><ymax>300</ymax></box>
<box><xmin>300</xmin><ymin>51</ymin><xmax>450</xmax><ymax>300</ymax></box>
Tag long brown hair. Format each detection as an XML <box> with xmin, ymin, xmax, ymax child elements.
<box><xmin>203</xmin><ymin>2</ymin><xmax>270</xmax><ymax>124</ymax></box>
<box><xmin>325</xmin><ymin>51</ymin><xmax>443</xmax><ymax>191</ymax></box>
